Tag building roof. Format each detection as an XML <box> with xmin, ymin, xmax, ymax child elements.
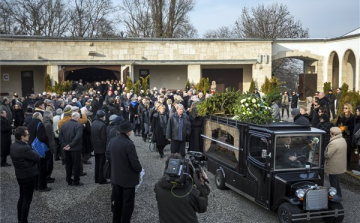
<box><xmin>342</xmin><ymin>27</ymin><xmax>360</xmax><ymax>37</ymax></box>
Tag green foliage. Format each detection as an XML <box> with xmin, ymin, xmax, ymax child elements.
<box><xmin>134</xmin><ymin>80</ymin><xmax>141</xmax><ymax>96</ymax></box>
<box><xmin>323</xmin><ymin>82</ymin><xmax>332</xmax><ymax>93</ymax></box>
<box><xmin>263</xmin><ymin>89</ymin><xmax>282</xmax><ymax>106</ymax></box>
<box><xmin>261</xmin><ymin>77</ymin><xmax>271</xmax><ymax>93</ymax></box>
<box><xmin>197</xmin><ymin>88</ymin><xmax>245</xmax><ymax>116</ymax></box>
<box><xmin>233</xmin><ymin>96</ymin><xmax>273</xmax><ymax>125</ymax></box>
<box><xmin>126</xmin><ymin>76</ymin><xmax>133</xmax><ymax>93</ymax></box>
<box><xmin>185</xmin><ymin>79</ymin><xmax>191</xmax><ymax>91</ymax></box>
<box><xmin>53</xmin><ymin>81</ymin><xmax>72</xmax><ymax>94</ymax></box>
<box><xmin>44</xmin><ymin>74</ymin><xmax>52</xmax><ymax>92</ymax></box>
<box><xmin>249</xmin><ymin>79</ymin><xmax>255</xmax><ymax>93</ymax></box>
<box><xmin>203</xmin><ymin>77</ymin><xmax>210</xmax><ymax>94</ymax></box>
<box><xmin>140</xmin><ymin>75</ymin><xmax>150</xmax><ymax>92</ymax></box>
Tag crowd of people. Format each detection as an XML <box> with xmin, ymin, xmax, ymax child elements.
<box><xmin>0</xmin><ymin>79</ymin><xmax>209</xmax><ymax>223</ymax></box>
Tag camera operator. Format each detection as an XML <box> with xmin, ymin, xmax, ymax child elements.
<box><xmin>154</xmin><ymin>153</ymin><xmax>210</xmax><ymax>223</ymax></box>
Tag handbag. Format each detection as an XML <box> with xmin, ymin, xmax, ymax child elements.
<box><xmin>104</xmin><ymin>160</ymin><xmax>111</xmax><ymax>179</ymax></box>
<box><xmin>31</xmin><ymin>122</ymin><xmax>49</xmax><ymax>158</ymax></box>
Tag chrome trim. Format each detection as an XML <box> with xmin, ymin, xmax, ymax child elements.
<box><xmin>201</xmin><ymin>134</ymin><xmax>239</xmax><ymax>151</ymax></box>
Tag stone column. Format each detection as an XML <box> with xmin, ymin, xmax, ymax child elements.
<box><xmin>46</xmin><ymin>65</ymin><xmax>59</xmax><ymax>85</ymax></box>
<box><xmin>187</xmin><ymin>65</ymin><xmax>201</xmax><ymax>84</ymax></box>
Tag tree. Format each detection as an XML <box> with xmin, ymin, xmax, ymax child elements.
<box><xmin>1</xmin><ymin>0</ymin><xmax>69</xmax><ymax>36</ymax></box>
<box><xmin>120</xmin><ymin>0</ymin><xmax>197</xmax><ymax>38</ymax></box>
<box><xmin>203</xmin><ymin>26</ymin><xmax>233</xmax><ymax>38</ymax></box>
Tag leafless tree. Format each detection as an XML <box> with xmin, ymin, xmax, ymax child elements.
<box><xmin>1</xmin><ymin>0</ymin><xmax>70</xmax><ymax>36</ymax></box>
<box><xmin>68</xmin><ymin>0</ymin><xmax>119</xmax><ymax>37</ymax></box>
<box><xmin>120</xmin><ymin>0</ymin><xmax>197</xmax><ymax>38</ymax></box>
<box><xmin>233</xmin><ymin>3</ymin><xmax>308</xmax><ymax>38</ymax></box>
<box><xmin>203</xmin><ymin>26</ymin><xmax>234</xmax><ymax>38</ymax></box>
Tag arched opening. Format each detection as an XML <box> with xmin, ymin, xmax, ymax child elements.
<box><xmin>59</xmin><ymin>65</ymin><xmax>121</xmax><ymax>83</ymax></box>
<box><xmin>328</xmin><ymin>51</ymin><xmax>339</xmax><ymax>90</ymax></box>
<box><xmin>342</xmin><ymin>49</ymin><xmax>356</xmax><ymax>91</ymax></box>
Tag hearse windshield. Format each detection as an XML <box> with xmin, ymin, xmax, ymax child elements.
<box><xmin>275</xmin><ymin>135</ymin><xmax>321</xmax><ymax>170</ymax></box>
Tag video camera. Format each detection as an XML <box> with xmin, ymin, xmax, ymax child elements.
<box><xmin>164</xmin><ymin>151</ymin><xmax>207</xmax><ymax>185</ymax></box>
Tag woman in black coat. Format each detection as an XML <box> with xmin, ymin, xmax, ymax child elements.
<box><xmin>188</xmin><ymin>102</ymin><xmax>204</xmax><ymax>152</ymax></box>
<box><xmin>336</xmin><ymin>103</ymin><xmax>356</xmax><ymax>169</ymax></box>
<box><xmin>1</xmin><ymin>108</ymin><xmax>13</xmax><ymax>166</ymax></box>
<box><xmin>151</xmin><ymin>105</ymin><xmax>168</xmax><ymax>158</ymax></box>
<box><xmin>13</xmin><ymin>103</ymin><xmax>25</xmax><ymax>128</ymax></box>
<box><xmin>129</xmin><ymin>97</ymin><xmax>140</xmax><ymax>136</ymax></box>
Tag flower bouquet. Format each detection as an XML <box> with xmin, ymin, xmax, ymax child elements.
<box><xmin>233</xmin><ymin>96</ymin><xmax>273</xmax><ymax>125</ymax></box>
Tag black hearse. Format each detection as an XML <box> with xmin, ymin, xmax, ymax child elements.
<box><xmin>202</xmin><ymin>116</ymin><xmax>344</xmax><ymax>223</ymax></box>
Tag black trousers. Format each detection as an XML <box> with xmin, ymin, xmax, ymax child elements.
<box><xmin>157</xmin><ymin>145</ymin><xmax>165</xmax><ymax>156</ymax></box>
<box><xmin>170</xmin><ymin>140</ymin><xmax>186</xmax><ymax>157</ymax></box>
<box><xmin>329</xmin><ymin>174</ymin><xmax>342</xmax><ymax>197</ymax></box>
<box><xmin>95</xmin><ymin>153</ymin><xmax>106</xmax><ymax>184</ymax></box>
<box><xmin>112</xmin><ymin>185</ymin><xmax>135</xmax><ymax>223</ymax></box>
<box><xmin>64</xmin><ymin>150</ymin><xmax>81</xmax><ymax>184</ymax></box>
<box><xmin>344</xmin><ymin>137</ymin><xmax>352</xmax><ymax>168</ymax></box>
<box><xmin>17</xmin><ymin>175</ymin><xmax>37</xmax><ymax>223</ymax></box>
<box><xmin>46</xmin><ymin>150</ymin><xmax>53</xmax><ymax>179</ymax></box>
<box><xmin>282</xmin><ymin>107</ymin><xmax>289</xmax><ymax>117</ymax></box>
<box><xmin>54</xmin><ymin>138</ymin><xmax>63</xmax><ymax>160</ymax></box>
<box><xmin>37</xmin><ymin>152</ymin><xmax>50</xmax><ymax>190</ymax></box>
<box><xmin>1</xmin><ymin>156</ymin><xmax>8</xmax><ymax>166</ymax></box>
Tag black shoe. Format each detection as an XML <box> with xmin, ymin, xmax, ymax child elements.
<box><xmin>1</xmin><ymin>163</ymin><xmax>11</xmax><ymax>167</ymax></box>
<box><xmin>38</xmin><ymin>187</ymin><xmax>52</xmax><ymax>192</ymax></box>
<box><xmin>72</xmin><ymin>182</ymin><xmax>84</xmax><ymax>186</ymax></box>
<box><xmin>55</xmin><ymin>158</ymin><xmax>60</xmax><ymax>161</ymax></box>
<box><xmin>160</xmin><ymin>154</ymin><xmax>164</xmax><ymax>158</ymax></box>
<box><xmin>80</xmin><ymin>172</ymin><xmax>87</xmax><ymax>176</ymax></box>
<box><xmin>83</xmin><ymin>161</ymin><xmax>92</xmax><ymax>165</ymax></box>
<box><xmin>99</xmin><ymin>180</ymin><xmax>111</xmax><ymax>185</ymax></box>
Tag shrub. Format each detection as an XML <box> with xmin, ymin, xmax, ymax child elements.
<box><xmin>140</xmin><ymin>75</ymin><xmax>150</xmax><ymax>91</ymax></box>
<box><xmin>323</xmin><ymin>82</ymin><xmax>332</xmax><ymax>93</ymax></box>
<box><xmin>126</xmin><ymin>76</ymin><xmax>133</xmax><ymax>93</ymax></box>
<box><xmin>249</xmin><ymin>79</ymin><xmax>255</xmax><ymax>93</ymax></box>
<box><xmin>44</xmin><ymin>74</ymin><xmax>52</xmax><ymax>92</ymax></box>
<box><xmin>185</xmin><ymin>79</ymin><xmax>191</xmax><ymax>91</ymax></box>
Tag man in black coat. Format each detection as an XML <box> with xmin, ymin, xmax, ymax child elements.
<box><xmin>91</xmin><ymin>95</ymin><xmax>101</xmax><ymax>120</ymax></box>
<box><xmin>154</xmin><ymin>153</ymin><xmax>210</xmax><ymax>223</ymax></box>
<box><xmin>166</xmin><ymin>104</ymin><xmax>191</xmax><ymax>157</ymax></box>
<box><xmin>10</xmin><ymin>126</ymin><xmax>40</xmax><ymax>223</ymax></box>
<box><xmin>1</xmin><ymin>107</ymin><xmax>13</xmax><ymax>167</ymax></box>
<box><xmin>27</xmin><ymin>112</ymin><xmax>51</xmax><ymax>192</ymax></box>
<box><xmin>326</xmin><ymin>89</ymin><xmax>336</xmax><ymax>119</ymax></box>
<box><xmin>106</xmin><ymin>119</ymin><xmax>142</xmax><ymax>223</ymax></box>
<box><xmin>91</xmin><ymin>110</ymin><xmax>108</xmax><ymax>184</ymax></box>
<box><xmin>59</xmin><ymin>112</ymin><xmax>84</xmax><ymax>186</ymax></box>
<box><xmin>291</xmin><ymin>92</ymin><xmax>298</xmax><ymax>110</ymax></box>
<box><xmin>291</xmin><ymin>108</ymin><xmax>310</xmax><ymax>125</ymax></box>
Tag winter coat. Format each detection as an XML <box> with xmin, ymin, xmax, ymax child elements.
<box><xmin>106</xmin><ymin>133</ymin><xmax>142</xmax><ymax>187</ymax></box>
<box><xmin>271</xmin><ymin>103</ymin><xmax>281</xmax><ymax>119</ymax></box>
<box><xmin>353</xmin><ymin>116</ymin><xmax>360</xmax><ymax>146</ymax></box>
<box><xmin>91</xmin><ymin>99</ymin><xmax>101</xmax><ymax>119</ymax></box>
<box><xmin>10</xmin><ymin>139</ymin><xmax>40</xmax><ymax>179</ymax></box>
<box><xmin>43</xmin><ymin>118</ymin><xmax>56</xmax><ymax>154</ymax></box>
<box><xmin>317</xmin><ymin>121</ymin><xmax>334</xmax><ymax>148</ymax></box>
<box><xmin>58</xmin><ymin>115</ymin><xmax>71</xmax><ymax>131</ymax></box>
<box><xmin>1</xmin><ymin>104</ymin><xmax>12</xmax><ymax>122</ymax></box>
<box><xmin>281</xmin><ymin>94</ymin><xmax>289</xmax><ymax>106</ymax></box>
<box><xmin>336</xmin><ymin>114</ymin><xmax>355</xmax><ymax>139</ymax></box>
<box><xmin>189</xmin><ymin>106</ymin><xmax>204</xmax><ymax>152</ymax></box>
<box><xmin>166</xmin><ymin>112</ymin><xmax>191</xmax><ymax>141</ymax></box>
<box><xmin>13</xmin><ymin>108</ymin><xmax>24</xmax><ymax>127</ymax></box>
<box><xmin>91</xmin><ymin>119</ymin><xmax>107</xmax><ymax>154</ymax></box>
<box><xmin>82</xmin><ymin>116</ymin><xmax>93</xmax><ymax>154</ymax></box>
<box><xmin>291</xmin><ymin>94</ymin><xmax>298</xmax><ymax>109</ymax></box>
<box><xmin>325</xmin><ymin>134</ymin><xmax>347</xmax><ymax>175</ymax></box>
<box><xmin>151</xmin><ymin>112</ymin><xmax>168</xmax><ymax>146</ymax></box>
<box><xmin>52</xmin><ymin>115</ymin><xmax>61</xmax><ymax>138</ymax></box>
<box><xmin>23</xmin><ymin>113</ymin><xmax>33</xmax><ymax>126</ymax></box>
<box><xmin>27</xmin><ymin>118</ymin><xmax>48</xmax><ymax>148</ymax></box>
<box><xmin>1</xmin><ymin>116</ymin><xmax>12</xmax><ymax>157</ymax></box>
<box><xmin>154</xmin><ymin>176</ymin><xmax>210</xmax><ymax>223</ymax></box>
<box><xmin>59</xmin><ymin>119</ymin><xmax>83</xmax><ymax>152</ymax></box>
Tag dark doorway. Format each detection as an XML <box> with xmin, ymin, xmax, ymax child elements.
<box><xmin>64</xmin><ymin>67</ymin><xmax>119</xmax><ymax>83</ymax></box>
<box><xmin>202</xmin><ymin>69</ymin><xmax>243</xmax><ymax>93</ymax></box>
<box><xmin>298</xmin><ymin>73</ymin><xmax>317</xmax><ymax>100</ymax></box>
<box><xmin>21</xmin><ymin>71</ymin><xmax>34</xmax><ymax>97</ymax></box>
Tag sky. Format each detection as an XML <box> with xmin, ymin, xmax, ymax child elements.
<box><xmin>190</xmin><ymin>0</ymin><xmax>360</xmax><ymax>38</ymax></box>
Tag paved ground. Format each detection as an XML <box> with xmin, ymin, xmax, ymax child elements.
<box><xmin>1</xmin><ymin>119</ymin><xmax>360</xmax><ymax>223</ymax></box>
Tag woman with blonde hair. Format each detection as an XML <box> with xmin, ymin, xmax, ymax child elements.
<box><xmin>151</xmin><ymin>105</ymin><xmax>169</xmax><ymax>158</ymax></box>
<box><xmin>336</xmin><ymin>103</ymin><xmax>356</xmax><ymax>169</ymax></box>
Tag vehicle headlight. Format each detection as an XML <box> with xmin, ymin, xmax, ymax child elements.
<box><xmin>329</xmin><ymin>187</ymin><xmax>337</xmax><ymax>196</ymax></box>
<box><xmin>296</xmin><ymin>189</ymin><xmax>305</xmax><ymax>198</ymax></box>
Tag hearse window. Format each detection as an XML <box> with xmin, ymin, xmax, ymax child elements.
<box><xmin>275</xmin><ymin>135</ymin><xmax>321</xmax><ymax>170</ymax></box>
<box><xmin>203</xmin><ymin>120</ymin><xmax>239</xmax><ymax>168</ymax></box>
<box><xmin>249</xmin><ymin>136</ymin><xmax>267</xmax><ymax>164</ymax></box>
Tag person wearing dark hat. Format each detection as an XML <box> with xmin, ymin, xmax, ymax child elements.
<box><xmin>91</xmin><ymin>95</ymin><xmax>102</xmax><ymax>120</ymax></box>
<box><xmin>291</xmin><ymin>108</ymin><xmax>310</xmax><ymax>125</ymax></box>
<box><xmin>23</xmin><ymin>107</ymin><xmax>34</xmax><ymax>126</ymax></box>
<box><xmin>106</xmin><ymin>119</ymin><xmax>142</xmax><ymax>223</ymax></box>
<box><xmin>91</xmin><ymin>110</ymin><xmax>108</xmax><ymax>184</ymax></box>
<box><xmin>107</xmin><ymin>116</ymin><xmax>125</xmax><ymax>144</ymax></box>
<box><xmin>326</xmin><ymin>89</ymin><xmax>336</xmax><ymax>120</ymax></box>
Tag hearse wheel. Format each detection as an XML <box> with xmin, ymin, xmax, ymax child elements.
<box><xmin>323</xmin><ymin>202</ymin><xmax>344</xmax><ymax>223</ymax></box>
<box><xmin>215</xmin><ymin>169</ymin><xmax>226</xmax><ymax>190</ymax></box>
<box><xmin>277</xmin><ymin>202</ymin><xmax>302</xmax><ymax>223</ymax></box>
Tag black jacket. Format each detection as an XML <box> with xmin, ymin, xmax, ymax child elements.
<box><xmin>1</xmin><ymin>116</ymin><xmax>13</xmax><ymax>157</ymax></box>
<box><xmin>294</xmin><ymin>114</ymin><xmax>311</xmax><ymax>126</ymax></box>
<box><xmin>10</xmin><ymin>139</ymin><xmax>40</xmax><ymax>179</ymax></box>
<box><xmin>91</xmin><ymin>119</ymin><xmax>107</xmax><ymax>154</ymax></box>
<box><xmin>91</xmin><ymin>99</ymin><xmax>101</xmax><ymax>119</ymax></box>
<box><xmin>106</xmin><ymin>133</ymin><xmax>142</xmax><ymax>187</ymax></box>
<box><xmin>27</xmin><ymin>118</ymin><xmax>48</xmax><ymax>147</ymax></box>
<box><xmin>59</xmin><ymin>119</ymin><xmax>83</xmax><ymax>151</ymax></box>
<box><xmin>154</xmin><ymin>176</ymin><xmax>209</xmax><ymax>223</ymax></box>
<box><xmin>166</xmin><ymin>112</ymin><xmax>191</xmax><ymax>141</ymax></box>
<box><xmin>152</xmin><ymin>112</ymin><xmax>168</xmax><ymax>146</ymax></box>
<box><xmin>291</xmin><ymin>94</ymin><xmax>298</xmax><ymax>109</ymax></box>
<box><xmin>317</xmin><ymin>121</ymin><xmax>334</xmax><ymax>148</ymax></box>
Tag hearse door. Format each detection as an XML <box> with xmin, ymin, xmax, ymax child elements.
<box><xmin>247</xmin><ymin>132</ymin><xmax>272</xmax><ymax>208</ymax></box>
